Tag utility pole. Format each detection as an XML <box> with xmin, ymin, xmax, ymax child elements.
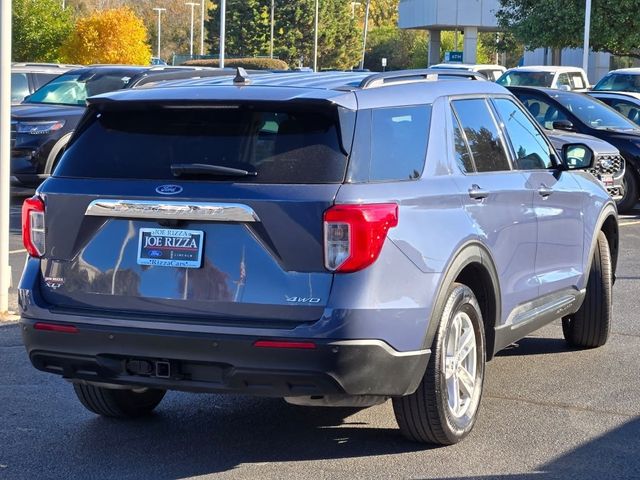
<box><xmin>582</xmin><ymin>0</ymin><xmax>592</xmax><ymax>74</ymax></box>
<box><xmin>199</xmin><ymin>0</ymin><xmax>205</xmax><ymax>55</ymax></box>
<box><xmin>269</xmin><ymin>0</ymin><xmax>275</xmax><ymax>59</ymax></box>
<box><xmin>153</xmin><ymin>7</ymin><xmax>166</xmax><ymax>60</ymax></box>
<box><xmin>1</xmin><ymin>0</ymin><xmax>12</xmax><ymax>317</ymax></box>
<box><xmin>185</xmin><ymin>2</ymin><xmax>199</xmax><ymax>58</ymax></box>
<box><xmin>358</xmin><ymin>0</ymin><xmax>370</xmax><ymax>70</ymax></box>
<box><xmin>313</xmin><ymin>0</ymin><xmax>319</xmax><ymax>72</ymax></box>
<box><xmin>220</xmin><ymin>0</ymin><xmax>226</xmax><ymax>67</ymax></box>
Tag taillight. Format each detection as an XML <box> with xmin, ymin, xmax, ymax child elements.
<box><xmin>22</xmin><ymin>196</ymin><xmax>46</xmax><ymax>258</ymax></box>
<box><xmin>323</xmin><ymin>203</ymin><xmax>398</xmax><ymax>273</ymax></box>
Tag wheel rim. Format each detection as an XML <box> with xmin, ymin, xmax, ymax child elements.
<box><xmin>444</xmin><ymin>311</ymin><xmax>478</xmax><ymax>419</ymax></box>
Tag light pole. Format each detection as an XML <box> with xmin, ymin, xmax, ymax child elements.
<box><xmin>185</xmin><ymin>2</ymin><xmax>199</xmax><ymax>58</ymax></box>
<box><xmin>269</xmin><ymin>0</ymin><xmax>275</xmax><ymax>59</ymax></box>
<box><xmin>582</xmin><ymin>0</ymin><xmax>592</xmax><ymax>74</ymax></box>
<box><xmin>1</xmin><ymin>0</ymin><xmax>12</xmax><ymax>317</ymax></box>
<box><xmin>313</xmin><ymin>0</ymin><xmax>319</xmax><ymax>72</ymax></box>
<box><xmin>358</xmin><ymin>0</ymin><xmax>370</xmax><ymax>70</ymax></box>
<box><xmin>153</xmin><ymin>7</ymin><xmax>166</xmax><ymax>60</ymax></box>
<box><xmin>199</xmin><ymin>0</ymin><xmax>205</xmax><ymax>55</ymax></box>
<box><xmin>220</xmin><ymin>0</ymin><xmax>226</xmax><ymax>68</ymax></box>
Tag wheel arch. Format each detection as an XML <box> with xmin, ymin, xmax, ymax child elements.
<box><xmin>44</xmin><ymin>132</ymin><xmax>73</xmax><ymax>175</ymax></box>
<box><xmin>422</xmin><ymin>241</ymin><xmax>502</xmax><ymax>361</ymax></box>
<box><xmin>596</xmin><ymin>207</ymin><xmax>619</xmax><ymax>281</ymax></box>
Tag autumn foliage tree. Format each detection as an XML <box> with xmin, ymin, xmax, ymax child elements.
<box><xmin>61</xmin><ymin>7</ymin><xmax>152</xmax><ymax>65</ymax></box>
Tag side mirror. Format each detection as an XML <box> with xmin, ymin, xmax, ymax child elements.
<box><xmin>562</xmin><ymin>143</ymin><xmax>594</xmax><ymax>170</ymax></box>
<box><xmin>553</xmin><ymin>119</ymin><xmax>575</xmax><ymax>131</ymax></box>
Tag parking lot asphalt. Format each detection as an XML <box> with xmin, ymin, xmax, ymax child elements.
<box><xmin>1</xmin><ymin>196</ymin><xmax>639</xmax><ymax>480</ymax></box>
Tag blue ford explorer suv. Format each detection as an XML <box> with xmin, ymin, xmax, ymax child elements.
<box><xmin>19</xmin><ymin>70</ymin><xmax>618</xmax><ymax>445</ymax></box>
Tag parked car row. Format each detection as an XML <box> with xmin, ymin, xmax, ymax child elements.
<box><xmin>19</xmin><ymin>68</ymin><xmax>617</xmax><ymax>447</ymax></box>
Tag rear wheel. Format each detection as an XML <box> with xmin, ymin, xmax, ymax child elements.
<box><xmin>393</xmin><ymin>283</ymin><xmax>485</xmax><ymax>445</ymax></box>
<box><xmin>73</xmin><ymin>384</ymin><xmax>166</xmax><ymax>418</ymax></box>
<box><xmin>616</xmin><ymin>169</ymin><xmax>638</xmax><ymax>214</ymax></box>
<box><xmin>562</xmin><ymin>231</ymin><xmax>612</xmax><ymax>348</ymax></box>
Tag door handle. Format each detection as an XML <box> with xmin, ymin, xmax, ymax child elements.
<box><xmin>468</xmin><ymin>184</ymin><xmax>489</xmax><ymax>200</ymax></box>
<box><xmin>538</xmin><ymin>184</ymin><xmax>554</xmax><ymax>198</ymax></box>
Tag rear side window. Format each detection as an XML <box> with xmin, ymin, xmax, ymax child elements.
<box><xmin>57</xmin><ymin>104</ymin><xmax>348</xmax><ymax>184</ymax></box>
<box><xmin>11</xmin><ymin>73</ymin><xmax>29</xmax><ymax>103</ymax></box>
<box><xmin>451</xmin><ymin>99</ymin><xmax>510</xmax><ymax>172</ymax></box>
<box><xmin>451</xmin><ymin>111</ymin><xmax>474</xmax><ymax>173</ymax></box>
<box><xmin>369</xmin><ymin>105</ymin><xmax>431</xmax><ymax>181</ymax></box>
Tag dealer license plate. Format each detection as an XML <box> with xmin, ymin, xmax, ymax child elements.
<box><xmin>137</xmin><ymin>228</ymin><xmax>204</xmax><ymax>268</ymax></box>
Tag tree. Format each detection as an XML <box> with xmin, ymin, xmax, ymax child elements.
<box><xmin>496</xmin><ymin>0</ymin><xmax>640</xmax><ymax>58</ymax></box>
<box><xmin>12</xmin><ymin>0</ymin><xmax>74</xmax><ymax>62</ymax></box>
<box><xmin>364</xmin><ymin>26</ymin><xmax>427</xmax><ymax>70</ymax></box>
<box><xmin>207</xmin><ymin>0</ymin><xmax>361</xmax><ymax>70</ymax></box>
<box><xmin>61</xmin><ymin>7</ymin><xmax>152</xmax><ymax>65</ymax></box>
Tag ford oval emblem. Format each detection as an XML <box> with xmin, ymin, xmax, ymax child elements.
<box><xmin>156</xmin><ymin>184</ymin><xmax>183</xmax><ymax>195</ymax></box>
<box><xmin>148</xmin><ymin>250</ymin><xmax>163</xmax><ymax>257</ymax></box>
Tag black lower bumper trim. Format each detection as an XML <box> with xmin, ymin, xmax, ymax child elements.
<box><xmin>21</xmin><ymin>318</ymin><xmax>430</xmax><ymax>397</ymax></box>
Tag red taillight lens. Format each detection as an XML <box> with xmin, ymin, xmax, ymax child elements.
<box><xmin>253</xmin><ymin>340</ymin><xmax>317</xmax><ymax>349</ymax></box>
<box><xmin>34</xmin><ymin>322</ymin><xmax>78</xmax><ymax>334</ymax></box>
<box><xmin>323</xmin><ymin>203</ymin><xmax>398</xmax><ymax>273</ymax></box>
<box><xmin>22</xmin><ymin>196</ymin><xmax>46</xmax><ymax>258</ymax></box>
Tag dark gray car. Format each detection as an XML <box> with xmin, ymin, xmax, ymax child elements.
<box><xmin>19</xmin><ymin>70</ymin><xmax>618</xmax><ymax>445</ymax></box>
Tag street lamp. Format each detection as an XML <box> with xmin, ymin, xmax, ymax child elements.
<box><xmin>220</xmin><ymin>0</ymin><xmax>226</xmax><ymax>68</ymax></box>
<box><xmin>185</xmin><ymin>2</ymin><xmax>199</xmax><ymax>58</ymax></box>
<box><xmin>0</xmin><ymin>0</ymin><xmax>12</xmax><ymax>316</ymax></box>
<box><xmin>153</xmin><ymin>7</ymin><xmax>166</xmax><ymax>60</ymax></box>
<box><xmin>582</xmin><ymin>0</ymin><xmax>592</xmax><ymax>73</ymax></box>
<box><xmin>199</xmin><ymin>0</ymin><xmax>205</xmax><ymax>56</ymax></box>
<box><xmin>358</xmin><ymin>0</ymin><xmax>370</xmax><ymax>70</ymax></box>
<box><xmin>313</xmin><ymin>0</ymin><xmax>319</xmax><ymax>72</ymax></box>
<box><xmin>269</xmin><ymin>0</ymin><xmax>275</xmax><ymax>59</ymax></box>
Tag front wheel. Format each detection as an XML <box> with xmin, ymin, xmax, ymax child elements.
<box><xmin>73</xmin><ymin>384</ymin><xmax>166</xmax><ymax>418</ymax></box>
<box><xmin>393</xmin><ymin>283</ymin><xmax>486</xmax><ymax>445</ymax></box>
<box><xmin>616</xmin><ymin>169</ymin><xmax>638</xmax><ymax>214</ymax></box>
<box><xmin>562</xmin><ymin>231</ymin><xmax>612</xmax><ymax>348</ymax></box>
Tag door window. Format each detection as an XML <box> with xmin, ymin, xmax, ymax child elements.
<box><xmin>570</xmin><ymin>73</ymin><xmax>586</xmax><ymax>90</ymax></box>
<box><xmin>451</xmin><ymin>111</ymin><xmax>474</xmax><ymax>173</ymax></box>
<box><xmin>516</xmin><ymin>94</ymin><xmax>569</xmax><ymax>129</ymax></box>
<box><xmin>493</xmin><ymin>98</ymin><xmax>554</xmax><ymax>170</ymax></box>
<box><xmin>451</xmin><ymin>99</ymin><xmax>511</xmax><ymax>172</ymax></box>
<box><xmin>557</xmin><ymin>73</ymin><xmax>572</xmax><ymax>89</ymax></box>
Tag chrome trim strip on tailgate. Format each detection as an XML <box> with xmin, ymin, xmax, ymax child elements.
<box><xmin>85</xmin><ymin>200</ymin><xmax>260</xmax><ymax>222</ymax></box>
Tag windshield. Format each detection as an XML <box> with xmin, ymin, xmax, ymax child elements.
<box><xmin>56</xmin><ymin>104</ymin><xmax>349</xmax><ymax>184</ymax></box>
<box><xmin>594</xmin><ymin>73</ymin><xmax>640</xmax><ymax>92</ymax></box>
<box><xmin>497</xmin><ymin>71</ymin><xmax>554</xmax><ymax>87</ymax></box>
<box><xmin>552</xmin><ymin>92</ymin><xmax>640</xmax><ymax>131</ymax></box>
<box><xmin>25</xmin><ymin>71</ymin><xmax>134</xmax><ymax>106</ymax></box>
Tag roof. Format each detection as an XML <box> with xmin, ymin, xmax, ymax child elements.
<box><xmin>589</xmin><ymin>90</ymin><xmax>640</xmax><ymax>102</ymax></box>
<box><xmin>431</xmin><ymin>63</ymin><xmax>505</xmax><ymax>70</ymax></box>
<box><xmin>505</xmin><ymin>66</ymin><xmax>586</xmax><ymax>74</ymax></box>
<box><xmin>90</xmin><ymin>69</ymin><xmax>511</xmax><ymax>110</ymax></box>
<box><xmin>11</xmin><ymin>63</ymin><xmax>78</xmax><ymax>74</ymax></box>
<box><xmin>607</xmin><ymin>68</ymin><xmax>640</xmax><ymax>75</ymax></box>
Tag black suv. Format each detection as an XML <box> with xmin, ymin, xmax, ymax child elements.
<box><xmin>10</xmin><ymin>65</ymin><xmax>238</xmax><ymax>191</ymax></box>
<box><xmin>508</xmin><ymin>86</ymin><xmax>640</xmax><ymax>212</ymax></box>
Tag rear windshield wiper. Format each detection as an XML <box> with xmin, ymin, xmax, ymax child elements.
<box><xmin>170</xmin><ymin>163</ymin><xmax>257</xmax><ymax>177</ymax></box>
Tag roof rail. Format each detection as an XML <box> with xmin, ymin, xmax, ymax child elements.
<box><xmin>359</xmin><ymin>68</ymin><xmax>486</xmax><ymax>89</ymax></box>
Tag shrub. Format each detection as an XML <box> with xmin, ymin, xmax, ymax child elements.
<box><xmin>182</xmin><ymin>57</ymin><xmax>289</xmax><ymax>70</ymax></box>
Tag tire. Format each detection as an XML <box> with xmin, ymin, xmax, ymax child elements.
<box><xmin>562</xmin><ymin>231</ymin><xmax>612</xmax><ymax>348</ymax></box>
<box><xmin>616</xmin><ymin>169</ymin><xmax>638</xmax><ymax>214</ymax></box>
<box><xmin>392</xmin><ymin>283</ymin><xmax>486</xmax><ymax>445</ymax></box>
<box><xmin>73</xmin><ymin>384</ymin><xmax>166</xmax><ymax>418</ymax></box>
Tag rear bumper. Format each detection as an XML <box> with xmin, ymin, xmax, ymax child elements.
<box><xmin>20</xmin><ymin>318</ymin><xmax>430</xmax><ymax>398</ymax></box>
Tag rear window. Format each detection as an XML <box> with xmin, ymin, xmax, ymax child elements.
<box><xmin>497</xmin><ymin>71</ymin><xmax>555</xmax><ymax>87</ymax></box>
<box><xmin>56</xmin><ymin>104</ymin><xmax>348</xmax><ymax>184</ymax></box>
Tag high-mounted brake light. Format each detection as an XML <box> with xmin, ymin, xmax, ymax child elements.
<box><xmin>324</xmin><ymin>203</ymin><xmax>398</xmax><ymax>273</ymax></box>
<box><xmin>22</xmin><ymin>196</ymin><xmax>46</xmax><ymax>258</ymax></box>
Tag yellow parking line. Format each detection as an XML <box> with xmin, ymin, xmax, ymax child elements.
<box><xmin>619</xmin><ymin>220</ymin><xmax>640</xmax><ymax>227</ymax></box>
